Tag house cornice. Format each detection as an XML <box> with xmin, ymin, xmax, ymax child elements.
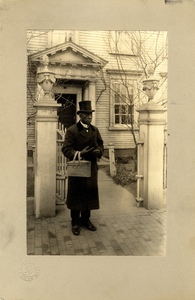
<box><xmin>106</xmin><ymin>69</ymin><xmax>143</xmax><ymax>76</ymax></box>
<box><xmin>109</xmin><ymin>52</ymin><xmax>137</xmax><ymax>57</ymax></box>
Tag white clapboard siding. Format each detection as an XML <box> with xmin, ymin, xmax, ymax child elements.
<box><xmin>79</xmin><ymin>31</ymin><xmax>167</xmax><ymax>73</ymax></box>
<box><xmin>27</xmin><ymin>30</ymin><xmax>49</xmax><ymax>54</ymax></box>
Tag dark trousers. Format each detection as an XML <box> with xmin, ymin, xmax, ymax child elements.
<box><xmin>71</xmin><ymin>210</ymin><xmax>91</xmax><ymax>226</ymax></box>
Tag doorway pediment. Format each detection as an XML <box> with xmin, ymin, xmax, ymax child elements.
<box><xmin>28</xmin><ymin>40</ymin><xmax>108</xmax><ymax>68</ymax></box>
<box><xmin>50</xmin><ymin>48</ymin><xmax>94</xmax><ymax>65</ymax></box>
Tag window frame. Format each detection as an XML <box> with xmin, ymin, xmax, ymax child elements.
<box><xmin>109</xmin><ymin>79</ymin><xmax>137</xmax><ymax>130</ymax></box>
<box><xmin>109</xmin><ymin>31</ymin><xmax>135</xmax><ymax>56</ymax></box>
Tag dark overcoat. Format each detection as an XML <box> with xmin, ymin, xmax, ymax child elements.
<box><xmin>62</xmin><ymin>121</ymin><xmax>104</xmax><ymax>211</ymax></box>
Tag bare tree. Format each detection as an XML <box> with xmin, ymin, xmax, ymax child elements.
<box><xmin>96</xmin><ymin>31</ymin><xmax>168</xmax><ymax>165</ymax></box>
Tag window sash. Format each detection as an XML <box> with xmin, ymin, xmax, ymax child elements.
<box><xmin>112</xmin><ymin>82</ymin><xmax>134</xmax><ymax>126</ymax></box>
<box><xmin>114</xmin><ymin>105</ymin><xmax>134</xmax><ymax>125</ymax></box>
<box><xmin>110</xmin><ymin>31</ymin><xmax>133</xmax><ymax>54</ymax></box>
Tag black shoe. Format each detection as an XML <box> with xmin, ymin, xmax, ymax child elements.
<box><xmin>72</xmin><ymin>225</ymin><xmax>80</xmax><ymax>236</ymax></box>
<box><xmin>84</xmin><ymin>220</ymin><xmax>97</xmax><ymax>231</ymax></box>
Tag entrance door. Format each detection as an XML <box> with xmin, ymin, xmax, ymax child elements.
<box><xmin>55</xmin><ymin>94</ymin><xmax>77</xmax><ymax>129</ymax></box>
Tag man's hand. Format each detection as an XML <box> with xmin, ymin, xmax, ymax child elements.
<box><xmin>80</xmin><ymin>146</ymin><xmax>94</xmax><ymax>156</ymax></box>
<box><xmin>92</xmin><ymin>149</ymin><xmax>100</xmax><ymax>156</ymax></box>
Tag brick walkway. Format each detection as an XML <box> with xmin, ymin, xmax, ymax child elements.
<box><xmin>27</xmin><ymin>206</ymin><xmax>166</xmax><ymax>256</ymax></box>
<box><xmin>27</xmin><ymin>170</ymin><xmax>166</xmax><ymax>256</ymax></box>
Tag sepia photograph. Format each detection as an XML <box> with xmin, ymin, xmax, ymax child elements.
<box><xmin>27</xmin><ymin>30</ymin><xmax>168</xmax><ymax>256</ymax></box>
<box><xmin>1</xmin><ymin>0</ymin><xmax>195</xmax><ymax>299</ymax></box>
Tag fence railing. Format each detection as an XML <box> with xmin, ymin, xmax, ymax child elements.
<box><xmin>163</xmin><ymin>127</ymin><xmax>167</xmax><ymax>190</ymax></box>
<box><xmin>108</xmin><ymin>143</ymin><xmax>116</xmax><ymax>177</ymax></box>
<box><xmin>56</xmin><ymin>123</ymin><xmax>67</xmax><ymax>204</ymax></box>
<box><xmin>136</xmin><ymin>140</ymin><xmax>144</xmax><ymax>207</ymax></box>
<box><xmin>97</xmin><ymin>143</ymin><xmax>116</xmax><ymax>177</ymax></box>
<box><xmin>163</xmin><ymin>141</ymin><xmax>167</xmax><ymax>190</ymax></box>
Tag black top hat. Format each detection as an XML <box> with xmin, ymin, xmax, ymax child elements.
<box><xmin>77</xmin><ymin>101</ymin><xmax>95</xmax><ymax>115</ymax></box>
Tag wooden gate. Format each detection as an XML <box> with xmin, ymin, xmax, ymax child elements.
<box><xmin>56</xmin><ymin>123</ymin><xmax>67</xmax><ymax>205</ymax></box>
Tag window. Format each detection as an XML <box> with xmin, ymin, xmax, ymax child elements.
<box><xmin>111</xmin><ymin>82</ymin><xmax>134</xmax><ymax>127</ymax></box>
<box><xmin>109</xmin><ymin>31</ymin><xmax>134</xmax><ymax>55</ymax></box>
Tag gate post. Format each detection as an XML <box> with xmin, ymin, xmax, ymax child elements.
<box><xmin>33</xmin><ymin>55</ymin><xmax>61</xmax><ymax>218</ymax></box>
<box><xmin>108</xmin><ymin>143</ymin><xmax>116</xmax><ymax>177</ymax></box>
<box><xmin>136</xmin><ymin>101</ymin><xmax>167</xmax><ymax>209</ymax></box>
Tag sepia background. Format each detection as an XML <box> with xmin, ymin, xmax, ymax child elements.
<box><xmin>0</xmin><ymin>0</ymin><xmax>195</xmax><ymax>299</ymax></box>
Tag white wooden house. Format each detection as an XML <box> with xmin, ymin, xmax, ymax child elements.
<box><xmin>27</xmin><ymin>30</ymin><xmax>167</xmax><ymax>157</ymax></box>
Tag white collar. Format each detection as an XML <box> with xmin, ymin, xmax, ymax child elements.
<box><xmin>80</xmin><ymin>121</ymin><xmax>90</xmax><ymax>129</ymax></box>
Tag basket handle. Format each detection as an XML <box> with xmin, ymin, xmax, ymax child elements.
<box><xmin>72</xmin><ymin>151</ymin><xmax>81</xmax><ymax>166</ymax></box>
<box><xmin>78</xmin><ymin>151</ymin><xmax>81</xmax><ymax>163</ymax></box>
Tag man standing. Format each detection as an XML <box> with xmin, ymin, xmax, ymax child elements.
<box><xmin>62</xmin><ymin>101</ymin><xmax>104</xmax><ymax>236</ymax></box>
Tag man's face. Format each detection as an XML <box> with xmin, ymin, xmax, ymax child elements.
<box><xmin>79</xmin><ymin>112</ymin><xmax>92</xmax><ymax>125</ymax></box>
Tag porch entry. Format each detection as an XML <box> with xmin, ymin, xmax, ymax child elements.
<box><xmin>55</xmin><ymin>93</ymin><xmax>77</xmax><ymax>129</ymax></box>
